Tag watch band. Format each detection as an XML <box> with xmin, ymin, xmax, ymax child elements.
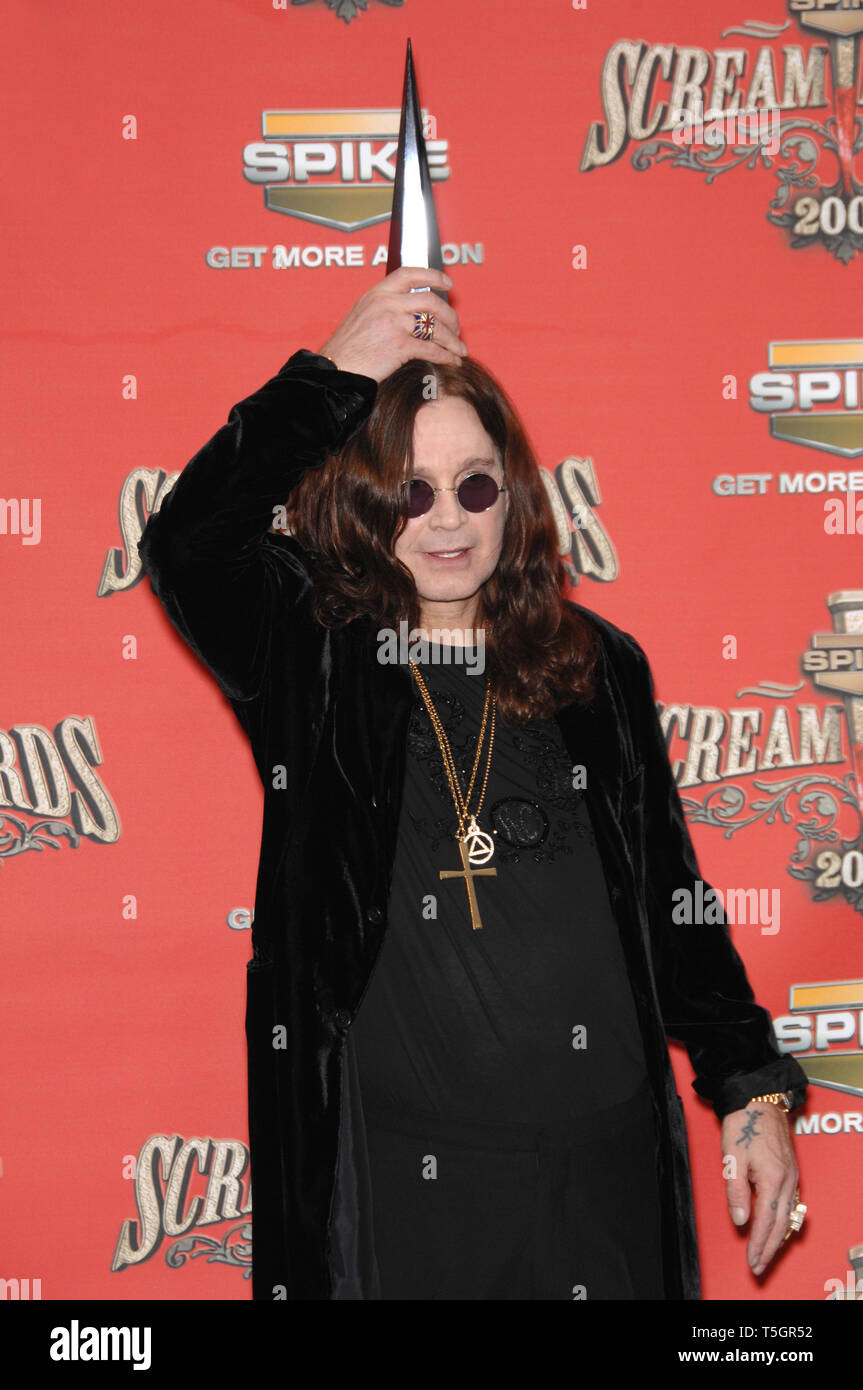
<box><xmin>749</xmin><ymin>1091</ymin><xmax>794</xmax><ymax>1112</ymax></box>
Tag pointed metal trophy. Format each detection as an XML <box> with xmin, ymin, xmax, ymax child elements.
<box><xmin>386</xmin><ymin>38</ymin><xmax>448</xmax><ymax>303</ymax></box>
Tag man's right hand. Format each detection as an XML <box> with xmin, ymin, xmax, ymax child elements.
<box><xmin>317</xmin><ymin>266</ymin><xmax>467</xmax><ymax>383</ymax></box>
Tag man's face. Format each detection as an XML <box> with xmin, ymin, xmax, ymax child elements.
<box><xmin>393</xmin><ymin>395</ymin><xmax>508</xmax><ymax>621</ymax></box>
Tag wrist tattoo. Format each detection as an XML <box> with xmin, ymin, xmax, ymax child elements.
<box><xmin>735</xmin><ymin>1108</ymin><xmax>763</xmax><ymax>1149</ymax></box>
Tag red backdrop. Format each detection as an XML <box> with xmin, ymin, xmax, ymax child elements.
<box><xmin>3</xmin><ymin>0</ymin><xmax>862</xmax><ymax>1301</ymax></box>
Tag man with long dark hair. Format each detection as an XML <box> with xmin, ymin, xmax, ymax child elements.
<box><xmin>138</xmin><ymin>265</ymin><xmax>808</xmax><ymax>1300</ymax></box>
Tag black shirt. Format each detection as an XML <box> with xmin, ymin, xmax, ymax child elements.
<box><xmin>351</xmin><ymin>643</ymin><xmax>650</xmax><ymax>1127</ymax></box>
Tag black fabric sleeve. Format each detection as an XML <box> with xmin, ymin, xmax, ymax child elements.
<box><xmin>625</xmin><ymin>634</ymin><xmax>809</xmax><ymax>1120</ymax></box>
<box><xmin>137</xmin><ymin>350</ymin><xmax>377</xmax><ymax>702</ymax></box>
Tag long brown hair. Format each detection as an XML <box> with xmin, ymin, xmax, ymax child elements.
<box><xmin>281</xmin><ymin>355</ymin><xmax>600</xmax><ymax>724</ymax></box>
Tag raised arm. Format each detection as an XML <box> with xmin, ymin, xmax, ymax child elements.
<box><xmin>137</xmin><ymin>267</ymin><xmax>465</xmax><ymax>703</ymax></box>
<box><xmin>137</xmin><ymin>352</ymin><xmax>376</xmax><ymax>702</ymax></box>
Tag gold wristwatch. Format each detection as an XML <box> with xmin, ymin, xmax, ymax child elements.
<box><xmin>749</xmin><ymin>1091</ymin><xmax>794</xmax><ymax>1112</ymax></box>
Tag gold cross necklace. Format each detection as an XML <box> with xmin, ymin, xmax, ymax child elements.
<box><xmin>409</xmin><ymin>659</ymin><xmax>498</xmax><ymax>930</ymax></box>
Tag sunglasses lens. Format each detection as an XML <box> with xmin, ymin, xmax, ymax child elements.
<box><xmin>407</xmin><ymin>479</ymin><xmax>434</xmax><ymax>517</ymax></box>
<box><xmin>457</xmin><ymin>473</ymin><xmax>499</xmax><ymax>511</ymax></box>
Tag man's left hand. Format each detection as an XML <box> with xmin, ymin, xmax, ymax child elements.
<box><xmin>720</xmin><ymin>1102</ymin><xmax>799</xmax><ymax>1277</ymax></box>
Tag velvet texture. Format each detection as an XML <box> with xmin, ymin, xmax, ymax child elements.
<box><xmin>138</xmin><ymin>350</ymin><xmax>808</xmax><ymax>1301</ymax></box>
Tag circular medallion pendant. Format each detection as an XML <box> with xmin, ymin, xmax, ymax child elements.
<box><xmin>464</xmin><ymin>815</ymin><xmax>495</xmax><ymax>865</ymax></box>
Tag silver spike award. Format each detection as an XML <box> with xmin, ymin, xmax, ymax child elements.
<box><xmin>386</xmin><ymin>39</ymin><xmax>448</xmax><ymax>304</ymax></box>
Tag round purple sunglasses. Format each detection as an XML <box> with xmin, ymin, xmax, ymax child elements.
<box><xmin>401</xmin><ymin>472</ymin><xmax>507</xmax><ymax>519</ymax></box>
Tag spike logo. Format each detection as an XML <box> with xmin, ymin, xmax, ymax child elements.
<box><xmin>775</xmin><ymin>979</ymin><xmax>863</xmax><ymax>1100</ymax></box>
<box><xmin>750</xmin><ymin>340</ymin><xmax>863</xmax><ymax>456</ymax></box>
<box><xmin>243</xmin><ymin>110</ymin><xmax>449</xmax><ymax>232</ymax></box>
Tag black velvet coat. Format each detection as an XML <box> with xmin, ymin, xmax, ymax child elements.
<box><xmin>138</xmin><ymin>349</ymin><xmax>808</xmax><ymax>1301</ymax></box>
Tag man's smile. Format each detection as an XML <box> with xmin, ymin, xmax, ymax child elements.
<box><xmin>422</xmin><ymin>546</ymin><xmax>474</xmax><ymax>562</ymax></box>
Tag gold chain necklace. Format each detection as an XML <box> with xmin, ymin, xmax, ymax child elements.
<box><xmin>409</xmin><ymin>660</ymin><xmax>498</xmax><ymax>931</ymax></box>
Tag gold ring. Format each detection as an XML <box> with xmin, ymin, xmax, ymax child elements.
<box><xmin>411</xmin><ymin>311</ymin><xmax>435</xmax><ymax>341</ymax></box>
<box><xmin>782</xmin><ymin>1187</ymin><xmax>807</xmax><ymax>1241</ymax></box>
